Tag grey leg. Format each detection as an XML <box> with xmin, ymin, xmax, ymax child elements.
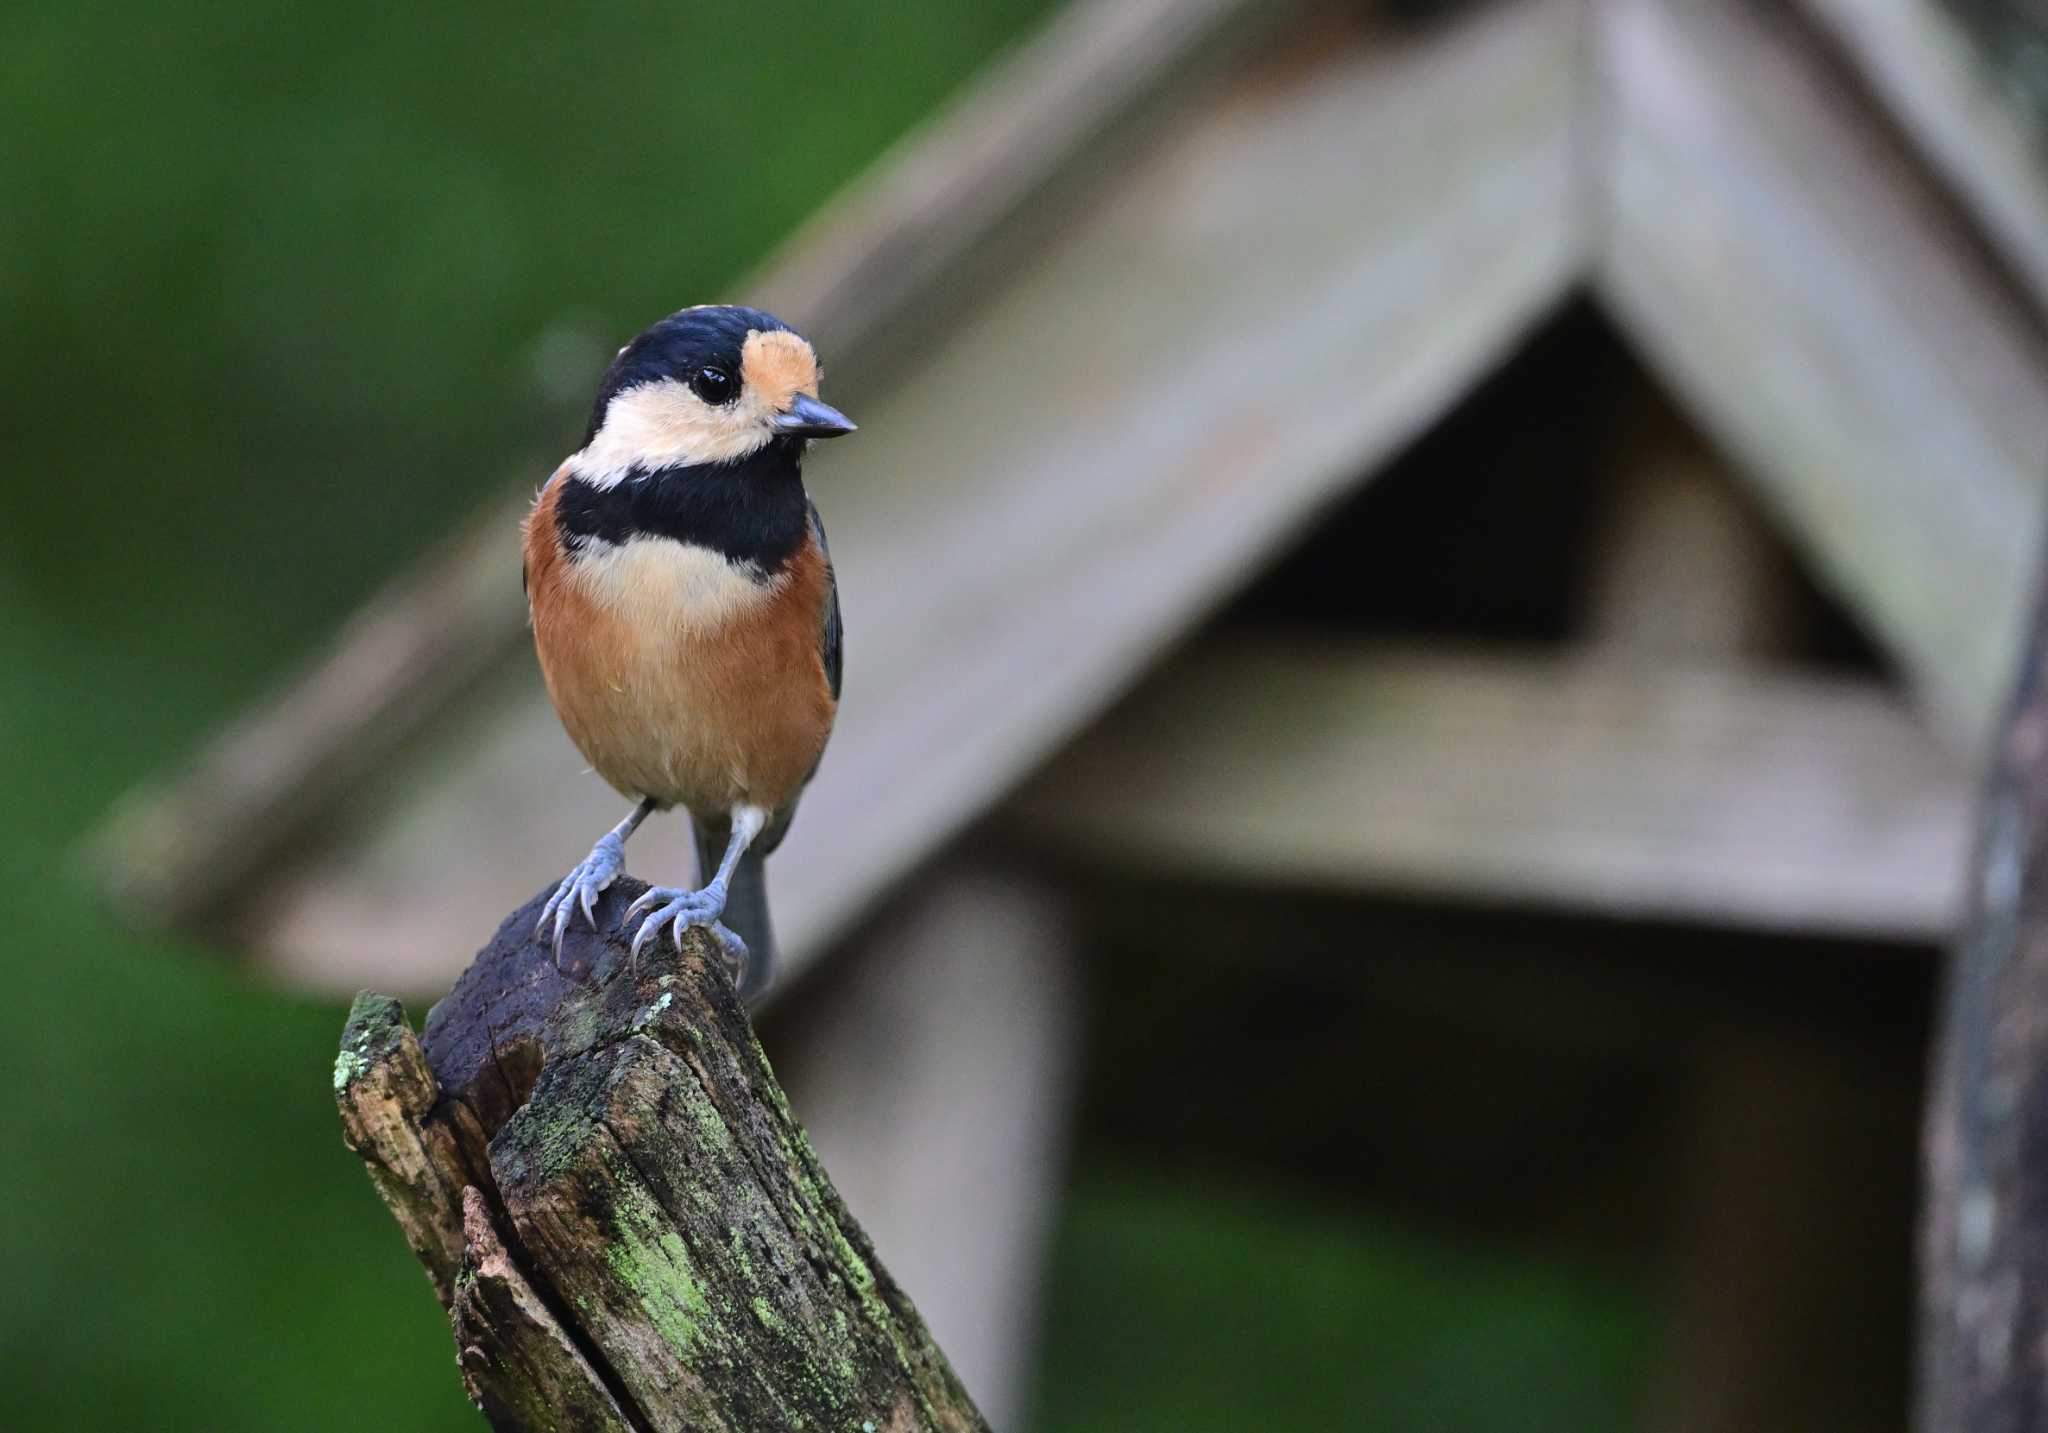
<box><xmin>625</xmin><ymin>804</ymin><xmax>768</xmax><ymax>962</ymax></box>
<box><xmin>537</xmin><ymin>797</ymin><xmax>654</xmax><ymax>964</ymax></box>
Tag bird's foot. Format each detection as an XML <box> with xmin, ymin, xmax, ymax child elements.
<box><xmin>537</xmin><ymin>832</ymin><xmax>628</xmax><ymax>965</ymax></box>
<box><xmin>625</xmin><ymin>883</ymin><xmax>755</xmax><ymax>989</ymax></box>
<box><xmin>625</xmin><ymin>882</ymin><xmax>728</xmax><ymax>960</ymax></box>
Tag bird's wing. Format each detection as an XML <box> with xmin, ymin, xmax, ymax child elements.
<box><xmin>808</xmin><ymin>499</ymin><xmax>842</xmax><ymax>703</ymax></box>
<box><xmin>755</xmin><ymin>502</ymin><xmax>840</xmax><ymax>861</ymax></box>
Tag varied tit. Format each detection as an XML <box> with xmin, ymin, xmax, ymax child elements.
<box><xmin>523</xmin><ymin>304</ymin><xmax>854</xmax><ymax>1003</ymax></box>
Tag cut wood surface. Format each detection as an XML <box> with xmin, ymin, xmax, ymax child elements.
<box><xmin>1007</xmin><ymin>638</ymin><xmax>1972</xmax><ymax>941</ymax></box>
<box><xmin>243</xmin><ymin>0</ymin><xmax>1586</xmax><ymax>993</ymax></box>
<box><xmin>335</xmin><ymin>885</ymin><xmax>986</xmax><ymax>1432</ymax></box>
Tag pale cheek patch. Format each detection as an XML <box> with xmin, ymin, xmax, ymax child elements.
<box><xmin>570</xmin><ymin>379</ymin><xmax>772</xmax><ymax>483</ymax></box>
<box><xmin>571</xmin><ymin>536</ymin><xmax>783</xmax><ymax>634</ymax></box>
<box><xmin>741</xmin><ymin>330</ymin><xmax>819</xmax><ymax>416</ymax></box>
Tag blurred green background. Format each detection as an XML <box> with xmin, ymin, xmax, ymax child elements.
<box><xmin>0</xmin><ymin>2</ymin><xmax>1653</xmax><ymax>1428</ymax></box>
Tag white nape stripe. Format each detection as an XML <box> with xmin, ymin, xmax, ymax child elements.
<box><xmin>570</xmin><ymin>534</ymin><xmax>783</xmax><ymax>633</ymax></box>
<box><xmin>566</xmin><ymin>378</ymin><xmax>777</xmax><ymax>489</ymax></box>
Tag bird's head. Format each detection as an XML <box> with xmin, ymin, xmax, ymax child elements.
<box><xmin>571</xmin><ymin>305</ymin><xmax>855</xmax><ymax>482</ymax></box>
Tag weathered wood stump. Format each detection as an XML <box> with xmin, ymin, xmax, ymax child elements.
<box><xmin>335</xmin><ymin>879</ymin><xmax>989</xmax><ymax>1432</ymax></box>
<box><xmin>1922</xmin><ymin>562</ymin><xmax>2048</xmax><ymax>1430</ymax></box>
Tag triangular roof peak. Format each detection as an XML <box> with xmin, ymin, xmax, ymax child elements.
<box><xmin>98</xmin><ymin>0</ymin><xmax>2048</xmax><ymax>990</ymax></box>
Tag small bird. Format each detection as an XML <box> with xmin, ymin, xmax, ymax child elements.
<box><xmin>523</xmin><ymin>304</ymin><xmax>853</xmax><ymax>1002</ymax></box>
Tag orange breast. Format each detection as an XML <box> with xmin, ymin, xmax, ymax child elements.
<box><xmin>523</xmin><ymin>481</ymin><xmax>837</xmax><ymax>816</ymax></box>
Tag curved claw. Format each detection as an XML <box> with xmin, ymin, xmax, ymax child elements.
<box><xmin>708</xmin><ymin>922</ymin><xmax>749</xmax><ymax>991</ymax></box>
<box><xmin>624</xmin><ymin>883</ymin><xmax>729</xmax><ymax>966</ymax></box>
<box><xmin>629</xmin><ymin>914</ymin><xmax>659</xmax><ymax>964</ymax></box>
<box><xmin>537</xmin><ymin>833</ymin><xmax>626</xmax><ymax>967</ymax></box>
<box><xmin>624</xmin><ymin>887</ymin><xmax>663</xmax><ymax>922</ymax></box>
<box><xmin>536</xmin><ymin>870</ymin><xmax>577</xmax><ymax>938</ymax></box>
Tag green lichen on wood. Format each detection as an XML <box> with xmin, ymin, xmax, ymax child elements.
<box><xmin>332</xmin><ymin>1046</ymin><xmax>369</xmax><ymax>1093</ymax></box>
<box><xmin>606</xmin><ymin>1221</ymin><xmax>713</xmax><ymax>1360</ymax></box>
<box><xmin>489</xmin><ymin>1053</ymin><xmax>611</xmax><ymax>1192</ymax></box>
<box><xmin>335</xmin><ymin>990</ymin><xmax>409</xmax><ymax>1093</ymax></box>
<box><xmin>344</xmin><ymin>890</ymin><xmax>988</xmax><ymax>1432</ymax></box>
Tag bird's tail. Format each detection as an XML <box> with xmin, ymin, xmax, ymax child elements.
<box><xmin>695</xmin><ymin>820</ymin><xmax>776</xmax><ymax>1005</ymax></box>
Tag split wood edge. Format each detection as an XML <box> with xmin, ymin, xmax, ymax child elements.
<box><xmin>335</xmin><ymin>880</ymin><xmax>988</xmax><ymax>1433</ymax></box>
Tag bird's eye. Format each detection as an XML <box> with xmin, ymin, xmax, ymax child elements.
<box><xmin>690</xmin><ymin>365</ymin><xmax>738</xmax><ymax>406</ymax></box>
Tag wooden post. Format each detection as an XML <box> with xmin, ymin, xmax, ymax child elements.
<box><xmin>1921</xmin><ymin>552</ymin><xmax>2048</xmax><ymax>1429</ymax></box>
<box><xmin>334</xmin><ymin>880</ymin><xmax>989</xmax><ymax>1433</ymax></box>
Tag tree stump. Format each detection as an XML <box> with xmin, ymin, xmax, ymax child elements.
<box><xmin>334</xmin><ymin>879</ymin><xmax>990</xmax><ymax>1433</ymax></box>
<box><xmin>1921</xmin><ymin>562</ymin><xmax>2048</xmax><ymax>1430</ymax></box>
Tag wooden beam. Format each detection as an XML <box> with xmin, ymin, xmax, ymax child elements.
<box><xmin>1003</xmin><ymin>638</ymin><xmax>1972</xmax><ymax>941</ymax></box>
<box><xmin>236</xmin><ymin>0</ymin><xmax>1588</xmax><ymax>993</ymax></box>
<box><xmin>101</xmin><ymin>0</ymin><xmax>2048</xmax><ymax>990</ymax></box>
<box><xmin>1594</xmin><ymin>0</ymin><xmax>2048</xmax><ymax>746</ymax></box>
<box><xmin>89</xmin><ymin>0</ymin><xmax>1302</xmax><ymax>936</ymax></box>
<box><xmin>751</xmin><ymin>0</ymin><xmax>1300</xmax><ymax>379</ymax></box>
<box><xmin>1581</xmin><ymin>397</ymin><xmax>1810</xmax><ymax>662</ymax></box>
<box><xmin>1800</xmin><ymin>0</ymin><xmax>2048</xmax><ymax>319</ymax></box>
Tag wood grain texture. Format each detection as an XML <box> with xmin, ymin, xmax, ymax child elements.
<box><xmin>336</xmin><ymin>991</ymin><xmax>471</xmax><ymax>1303</ymax></box>
<box><xmin>1595</xmin><ymin>0</ymin><xmax>2048</xmax><ymax>747</ymax></box>
<box><xmin>251</xmin><ymin>0</ymin><xmax>1587</xmax><ymax>993</ymax></box>
<box><xmin>1005</xmin><ymin>637</ymin><xmax>1972</xmax><ymax>940</ymax></box>
<box><xmin>336</xmin><ymin>888</ymin><xmax>985</xmax><ymax>1432</ymax></box>
<box><xmin>451</xmin><ymin>1187</ymin><xmax>634</xmax><ymax>1433</ymax></box>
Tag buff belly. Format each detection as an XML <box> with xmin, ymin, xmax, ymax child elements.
<box><xmin>530</xmin><ymin>533</ymin><xmax>835</xmax><ymax>817</ymax></box>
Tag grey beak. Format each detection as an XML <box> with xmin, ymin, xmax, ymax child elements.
<box><xmin>772</xmin><ymin>393</ymin><xmax>858</xmax><ymax>439</ymax></box>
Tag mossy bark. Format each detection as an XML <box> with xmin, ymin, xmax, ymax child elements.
<box><xmin>336</xmin><ymin>880</ymin><xmax>989</xmax><ymax>1433</ymax></box>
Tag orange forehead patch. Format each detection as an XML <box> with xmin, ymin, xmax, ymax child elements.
<box><xmin>741</xmin><ymin>330</ymin><xmax>819</xmax><ymax>412</ymax></box>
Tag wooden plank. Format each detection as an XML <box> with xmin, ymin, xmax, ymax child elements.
<box><xmin>753</xmin><ymin>0</ymin><xmax>1300</xmax><ymax>376</ymax></box>
<box><xmin>1800</xmin><ymin>0</ymin><xmax>2048</xmax><ymax>318</ymax></box>
<box><xmin>1594</xmin><ymin>0</ymin><xmax>2048</xmax><ymax>747</ymax></box>
<box><xmin>89</xmin><ymin>0</ymin><xmax>1299</xmax><ymax>933</ymax></box>
<box><xmin>1580</xmin><ymin>396</ymin><xmax>1809</xmax><ymax>661</ymax></box>
<box><xmin>95</xmin><ymin>498</ymin><xmax>524</xmax><ymax>926</ymax></box>
<box><xmin>1003</xmin><ymin>638</ymin><xmax>1972</xmax><ymax>940</ymax></box>
<box><xmin>238</xmin><ymin>0</ymin><xmax>1587</xmax><ymax>994</ymax></box>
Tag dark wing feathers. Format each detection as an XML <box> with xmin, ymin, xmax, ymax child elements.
<box><xmin>756</xmin><ymin>502</ymin><xmax>839</xmax><ymax>859</ymax></box>
<box><xmin>808</xmin><ymin>500</ymin><xmax>842</xmax><ymax>702</ymax></box>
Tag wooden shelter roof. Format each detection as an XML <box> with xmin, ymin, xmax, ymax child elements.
<box><xmin>96</xmin><ymin>0</ymin><xmax>2048</xmax><ymax>993</ymax></box>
